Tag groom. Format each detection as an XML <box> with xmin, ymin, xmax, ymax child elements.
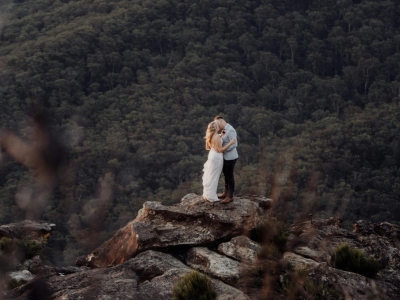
<box><xmin>214</xmin><ymin>116</ymin><xmax>238</xmax><ymax>204</ymax></box>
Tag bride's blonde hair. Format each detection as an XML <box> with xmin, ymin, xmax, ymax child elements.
<box><xmin>205</xmin><ymin>121</ymin><xmax>218</xmax><ymax>150</ymax></box>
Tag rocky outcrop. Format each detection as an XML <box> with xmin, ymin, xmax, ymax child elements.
<box><xmin>77</xmin><ymin>193</ymin><xmax>271</xmax><ymax>268</ymax></box>
<box><xmin>353</xmin><ymin>220</ymin><xmax>400</xmax><ymax>242</ymax></box>
<box><xmin>286</xmin><ymin>217</ymin><xmax>400</xmax><ymax>299</ymax></box>
<box><xmin>4</xmin><ymin>196</ymin><xmax>400</xmax><ymax>300</ymax></box>
<box><xmin>0</xmin><ymin>220</ymin><xmax>55</xmax><ymax>240</ymax></box>
<box><xmin>0</xmin><ymin>220</ymin><xmax>55</xmax><ymax>285</ymax></box>
<box><xmin>10</xmin><ymin>250</ymin><xmax>250</xmax><ymax>300</ymax></box>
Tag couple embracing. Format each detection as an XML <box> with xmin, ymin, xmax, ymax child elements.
<box><xmin>202</xmin><ymin>116</ymin><xmax>238</xmax><ymax>203</ymax></box>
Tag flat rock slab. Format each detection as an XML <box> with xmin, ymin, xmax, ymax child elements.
<box><xmin>282</xmin><ymin>252</ymin><xmax>320</xmax><ymax>270</ymax></box>
<box><xmin>78</xmin><ymin>193</ymin><xmax>269</xmax><ymax>267</ymax></box>
<box><xmin>293</xmin><ymin>246</ymin><xmax>330</xmax><ymax>263</ymax></box>
<box><xmin>187</xmin><ymin>247</ymin><xmax>241</xmax><ymax>285</ymax></box>
<box><xmin>218</xmin><ymin>235</ymin><xmax>260</xmax><ymax>263</ymax></box>
<box><xmin>128</xmin><ymin>250</ymin><xmax>190</xmax><ymax>280</ymax></box>
<box><xmin>10</xmin><ymin>250</ymin><xmax>249</xmax><ymax>300</ymax></box>
<box><xmin>0</xmin><ymin>220</ymin><xmax>55</xmax><ymax>240</ymax></box>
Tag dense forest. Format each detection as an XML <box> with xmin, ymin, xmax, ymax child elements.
<box><xmin>0</xmin><ymin>0</ymin><xmax>400</xmax><ymax>265</ymax></box>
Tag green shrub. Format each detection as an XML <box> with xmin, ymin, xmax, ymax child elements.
<box><xmin>0</xmin><ymin>253</ymin><xmax>14</xmax><ymax>272</ymax></box>
<box><xmin>304</xmin><ymin>279</ymin><xmax>341</xmax><ymax>300</ymax></box>
<box><xmin>0</xmin><ymin>237</ymin><xmax>14</xmax><ymax>254</ymax></box>
<box><xmin>281</xmin><ymin>268</ymin><xmax>341</xmax><ymax>299</ymax></box>
<box><xmin>273</xmin><ymin>224</ymin><xmax>290</xmax><ymax>253</ymax></box>
<box><xmin>172</xmin><ymin>271</ymin><xmax>217</xmax><ymax>300</ymax></box>
<box><xmin>8</xmin><ymin>278</ymin><xmax>23</xmax><ymax>290</ymax></box>
<box><xmin>246</xmin><ymin>264</ymin><xmax>266</xmax><ymax>288</ymax></box>
<box><xmin>331</xmin><ymin>243</ymin><xmax>381</xmax><ymax>278</ymax></box>
<box><xmin>251</xmin><ymin>222</ymin><xmax>268</xmax><ymax>243</ymax></box>
<box><xmin>23</xmin><ymin>240</ymin><xmax>43</xmax><ymax>259</ymax></box>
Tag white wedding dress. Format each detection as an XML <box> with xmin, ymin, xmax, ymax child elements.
<box><xmin>202</xmin><ymin>147</ymin><xmax>223</xmax><ymax>202</ymax></box>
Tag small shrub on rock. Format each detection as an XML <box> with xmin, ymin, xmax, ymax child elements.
<box><xmin>8</xmin><ymin>278</ymin><xmax>23</xmax><ymax>290</ymax></box>
<box><xmin>0</xmin><ymin>237</ymin><xmax>14</xmax><ymax>254</ymax></box>
<box><xmin>172</xmin><ymin>271</ymin><xmax>217</xmax><ymax>300</ymax></box>
<box><xmin>281</xmin><ymin>268</ymin><xmax>341</xmax><ymax>299</ymax></box>
<box><xmin>304</xmin><ymin>280</ymin><xmax>341</xmax><ymax>300</ymax></box>
<box><xmin>23</xmin><ymin>240</ymin><xmax>43</xmax><ymax>259</ymax></box>
<box><xmin>331</xmin><ymin>243</ymin><xmax>381</xmax><ymax>278</ymax></box>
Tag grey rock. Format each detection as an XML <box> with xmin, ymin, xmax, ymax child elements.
<box><xmin>0</xmin><ymin>220</ymin><xmax>55</xmax><ymax>240</ymax></box>
<box><xmin>218</xmin><ymin>235</ymin><xmax>260</xmax><ymax>263</ymax></box>
<box><xmin>354</xmin><ymin>220</ymin><xmax>400</xmax><ymax>242</ymax></box>
<box><xmin>249</xmin><ymin>195</ymin><xmax>273</xmax><ymax>209</ymax></box>
<box><xmin>186</xmin><ymin>247</ymin><xmax>241</xmax><ymax>285</ymax></box>
<box><xmin>16</xmin><ymin>256</ymin><xmax>50</xmax><ymax>275</ymax></box>
<box><xmin>282</xmin><ymin>252</ymin><xmax>320</xmax><ymax>270</ymax></box>
<box><xmin>137</xmin><ymin>268</ymin><xmax>191</xmax><ymax>299</ymax></box>
<box><xmin>308</xmin><ymin>263</ymin><xmax>396</xmax><ymax>300</ymax></box>
<box><xmin>293</xmin><ymin>246</ymin><xmax>330</xmax><ymax>263</ymax></box>
<box><xmin>128</xmin><ymin>250</ymin><xmax>190</xmax><ymax>280</ymax></box>
<box><xmin>6</xmin><ymin>270</ymin><xmax>34</xmax><ymax>284</ymax></box>
<box><xmin>10</xmin><ymin>250</ymin><xmax>249</xmax><ymax>300</ymax></box>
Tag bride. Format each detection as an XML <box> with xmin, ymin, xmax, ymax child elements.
<box><xmin>202</xmin><ymin>121</ymin><xmax>236</xmax><ymax>202</ymax></box>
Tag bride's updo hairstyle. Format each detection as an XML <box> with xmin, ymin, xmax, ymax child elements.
<box><xmin>205</xmin><ymin>121</ymin><xmax>218</xmax><ymax>150</ymax></box>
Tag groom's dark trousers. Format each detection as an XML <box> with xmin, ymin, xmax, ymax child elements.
<box><xmin>223</xmin><ymin>158</ymin><xmax>238</xmax><ymax>198</ymax></box>
<box><xmin>220</xmin><ymin>123</ymin><xmax>238</xmax><ymax>198</ymax></box>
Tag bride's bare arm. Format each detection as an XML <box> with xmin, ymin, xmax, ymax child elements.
<box><xmin>215</xmin><ymin>136</ymin><xmax>236</xmax><ymax>153</ymax></box>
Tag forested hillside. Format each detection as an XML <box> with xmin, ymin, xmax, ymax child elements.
<box><xmin>0</xmin><ymin>0</ymin><xmax>400</xmax><ymax>265</ymax></box>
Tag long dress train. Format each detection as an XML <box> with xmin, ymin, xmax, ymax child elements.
<box><xmin>202</xmin><ymin>148</ymin><xmax>223</xmax><ymax>202</ymax></box>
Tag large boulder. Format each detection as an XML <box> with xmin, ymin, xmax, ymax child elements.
<box><xmin>77</xmin><ymin>193</ymin><xmax>270</xmax><ymax>268</ymax></box>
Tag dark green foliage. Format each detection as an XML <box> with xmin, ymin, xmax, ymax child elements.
<box><xmin>0</xmin><ymin>238</ymin><xmax>19</xmax><ymax>271</ymax></box>
<box><xmin>8</xmin><ymin>278</ymin><xmax>23</xmax><ymax>290</ymax></box>
<box><xmin>0</xmin><ymin>253</ymin><xmax>14</xmax><ymax>272</ymax></box>
<box><xmin>0</xmin><ymin>237</ymin><xmax>44</xmax><ymax>268</ymax></box>
<box><xmin>22</xmin><ymin>240</ymin><xmax>44</xmax><ymax>259</ymax></box>
<box><xmin>281</xmin><ymin>268</ymin><xmax>342</xmax><ymax>300</ymax></box>
<box><xmin>0</xmin><ymin>237</ymin><xmax>17</xmax><ymax>272</ymax></box>
<box><xmin>251</xmin><ymin>223</ymin><xmax>268</xmax><ymax>244</ymax></box>
<box><xmin>273</xmin><ymin>224</ymin><xmax>290</xmax><ymax>254</ymax></box>
<box><xmin>172</xmin><ymin>271</ymin><xmax>217</xmax><ymax>300</ymax></box>
<box><xmin>252</xmin><ymin>221</ymin><xmax>289</xmax><ymax>256</ymax></box>
<box><xmin>303</xmin><ymin>279</ymin><xmax>342</xmax><ymax>300</ymax></box>
<box><xmin>331</xmin><ymin>243</ymin><xmax>381</xmax><ymax>278</ymax></box>
<box><xmin>247</xmin><ymin>264</ymin><xmax>265</xmax><ymax>288</ymax></box>
<box><xmin>0</xmin><ymin>237</ymin><xmax>13</xmax><ymax>254</ymax></box>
